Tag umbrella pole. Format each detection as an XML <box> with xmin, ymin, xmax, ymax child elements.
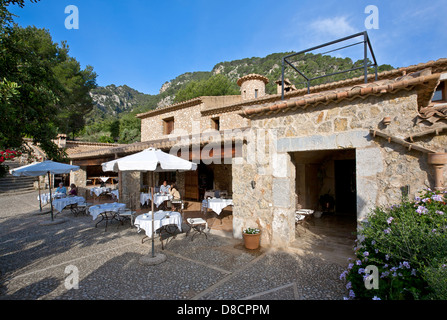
<box><xmin>48</xmin><ymin>172</ymin><xmax>54</xmax><ymax>221</ymax></box>
<box><xmin>151</xmin><ymin>172</ymin><xmax>155</xmax><ymax>258</ymax></box>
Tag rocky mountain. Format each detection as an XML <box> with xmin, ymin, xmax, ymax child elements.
<box><xmin>83</xmin><ymin>51</ymin><xmax>394</xmax><ymax>142</ymax></box>
<box><xmin>87</xmin><ymin>84</ymin><xmax>159</xmax><ymax>124</ymax></box>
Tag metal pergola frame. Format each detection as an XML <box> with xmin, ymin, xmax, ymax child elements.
<box><xmin>281</xmin><ymin>31</ymin><xmax>378</xmax><ymax>99</ymax></box>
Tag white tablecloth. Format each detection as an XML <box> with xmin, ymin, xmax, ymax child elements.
<box><xmin>88</xmin><ymin>202</ymin><xmax>126</xmax><ymax>220</ymax></box>
<box><xmin>140</xmin><ymin>192</ymin><xmax>172</xmax><ymax>207</ymax></box>
<box><xmin>99</xmin><ymin>177</ymin><xmax>109</xmax><ymax>182</ymax></box>
<box><xmin>134</xmin><ymin>211</ymin><xmax>182</xmax><ymax>237</ymax></box>
<box><xmin>111</xmin><ymin>190</ymin><xmax>119</xmax><ymax>200</ymax></box>
<box><xmin>203</xmin><ymin>198</ymin><xmax>233</xmax><ymax>215</ymax></box>
<box><xmin>90</xmin><ymin>187</ymin><xmax>111</xmax><ymax>197</ymax></box>
<box><xmin>52</xmin><ymin>196</ymin><xmax>85</xmax><ymax>213</ymax></box>
<box><xmin>38</xmin><ymin>192</ymin><xmax>66</xmax><ymax>205</ymax></box>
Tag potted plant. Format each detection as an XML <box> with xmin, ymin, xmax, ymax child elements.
<box><xmin>242</xmin><ymin>227</ymin><xmax>261</xmax><ymax>250</ymax></box>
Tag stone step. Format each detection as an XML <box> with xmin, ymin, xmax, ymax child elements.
<box><xmin>0</xmin><ymin>160</ymin><xmax>37</xmax><ymax>193</ymax></box>
<box><xmin>0</xmin><ymin>176</ymin><xmax>35</xmax><ymax>183</ymax></box>
<box><xmin>0</xmin><ymin>187</ymin><xmax>36</xmax><ymax>196</ymax></box>
<box><xmin>0</xmin><ymin>183</ymin><xmax>35</xmax><ymax>191</ymax></box>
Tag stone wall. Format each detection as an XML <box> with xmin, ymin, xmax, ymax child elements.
<box><xmin>120</xmin><ymin>171</ymin><xmax>141</xmax><ymax>211</ymax></box>
<box><xmin>200</xmin><ymin>112</ymin><xmax>250</xmax><ymax>132</ymax></box>
<box><xmin>140</xmin><ymin>95</ymin><xmax>248</xmax><ymax>142</ymax></box>
<box><xmin>70</xmin><ymin>166</ymin><xmax>87</xmax><ymax>189</ymax></box>
<box><xmin>141</xmin><ymin>103</ymin><xmax>203</xmax><ymax>142</ymax></box>
<box><xmin>232</xmin><ymin>90</ymin><xmax>447</xmax><ymax>247</ymax></box>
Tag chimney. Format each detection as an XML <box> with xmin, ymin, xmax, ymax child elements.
<box><xmin>237</xmin><ymin>74</ymin><xmax>269</xmax><ymax>101</ymax></box>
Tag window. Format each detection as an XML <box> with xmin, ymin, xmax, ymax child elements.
<box><xmin>433</xmin><ymin>81</ymin><xmax>446</xmax><ymax>102</ymax></box>
<box><xmin>163</xmin><ymin>117</ymin><xmax>174</xmax><ymax>135</ymax></box>
<box><xmin>211</xmin><ymin>117</ymin><xmax>220</xmax><ymax>131</ymax></box>
<box><xmin>255</xmin><ymin>89</ymin><xmax>258</xmax><ymax>98</ymax></box>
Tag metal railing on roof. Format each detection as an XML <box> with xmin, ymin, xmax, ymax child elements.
<box><xmin>281</xmin><ymin>31</ymin><xmax>378</xmax><ymax>99</ymax></box>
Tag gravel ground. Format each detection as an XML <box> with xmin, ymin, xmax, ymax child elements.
<box><xmin>0</xmin><ymin>190</ymin><xmax>349</xmax><ymax>301</ymax></box>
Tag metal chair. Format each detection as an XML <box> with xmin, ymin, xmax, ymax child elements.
<box><xmin>72</xmin><ymin>200</ymin><xmax>93</xmax><ymax>216</ymax></box>
<box><xmin>116</xmin><ymin>195</ymin><xmax>136</xmax><ymax>228</ymax></box>
<box><xmin>185</xmin><ymin>217</ymin><xmax>208</xmax><ymax>241</ymax></box>
<box><xmin>115</xmin><ymin>206</ymin><xmax>136</xmax><ymax>228</ymax></box>
<box><xmin>295</xmin><ymin>209</ymin><xmax>314</xmax><ymax>236</ymax></box>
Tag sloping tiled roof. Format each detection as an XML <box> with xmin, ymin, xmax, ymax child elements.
<box><xmin>237</xmin><ymin>74</ymin><xmax>269</xmax><ymax>86</ymax></box>
<box><xmin>69</xmin><ymin>128</ymin><xmax>250</xmax><ymax>160</ymax></box>
<box><xmin>240</xmin><ymin>71</ymin><xmax>441</xmax><ymax>117</ymax></box>
<box><xmin>418</xmin><ymin>103</ymin><xmax>447</xmax><ymax>124</ymax></box>
<box><xmin>136</xmin><ymin>97</ymin><xmax>203</xmax><ymax>119</ymax></box>
<box><xmin>136</xmin><ymin>58</ymin><xmax>447</xmax><ymax>120</ymax></box>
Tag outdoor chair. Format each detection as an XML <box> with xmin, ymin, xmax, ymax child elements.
<box><xmin>185</xmin><ymin>217</ymin><xmax>208</xmax><ymax>241</ymax></box>
<box><xmin>74</xmin><ymin>200</ymin><xmax>93</xmax><ymax>216</ymax></box>
<box><xmin>70</xmin><ymin>199</ymin><xmax>92</xmax><ymax>216</ymax></box>
<box><xmin>115</xmin><ymin>194</ymin><xmax>137</xmax><ymax>228</ymax></box>
<box><xmin>171</xmin><ymin>197</ymin><xmax>184</xmax><ymax>215</ymax></box>
<box><xmin>116</xmin><ymin>206</ymin><xmax>137</xmax><ymax>228</ymax></box>
<box><xmin>295</xmin><ymin>209</ymin><xmax>314</xmax><ymax>237</ymax></box>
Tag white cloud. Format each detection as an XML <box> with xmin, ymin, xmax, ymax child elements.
<box><xmin>309</xmin><ymin>16</ymin><xmax>357</xmax><ymax>39</ymax></box>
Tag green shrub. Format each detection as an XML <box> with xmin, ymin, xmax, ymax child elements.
<box><xmin>340</xmin><ymin>188</ymin><xmax>447</xmax><ymax>300</ymax></box>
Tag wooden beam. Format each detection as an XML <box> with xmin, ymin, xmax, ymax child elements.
<box><xmin>404</xmin><ymin>125</ymin><xmax>447</xmax><ymax>142</ymax></box>
<box><xmin>71</xmin><ymin>157</ymin><xmax>114</xmax><ymax>166</ymax></box>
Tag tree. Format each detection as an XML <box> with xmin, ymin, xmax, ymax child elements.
<box><xmin>109</xmin><ymin>119</ymin><xmax>120</xmax><ymax>141</ymax></box>
<box><xmin>53</xmin><ymin>45</ymin><xmax>97</xmax><ymax>139</ymax></box>
<box><xmin>174</xmin><ymin>74</ymin><xmax>239</xmax><ymax>103</ymax></box>
<box><xmin>0</xmin><ymin>1</ymin><xmax>97</xmax><ymax>164</ymax></box>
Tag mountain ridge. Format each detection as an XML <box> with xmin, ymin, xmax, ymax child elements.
<box><xmin>82</xmin><ymin>51</ymin><xmax>394</xmax><ymax>143</ymax></box>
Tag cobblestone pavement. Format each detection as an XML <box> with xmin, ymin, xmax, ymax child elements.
<box><xmin>0</xmin><ymin>191</ymin><xmax>348</xmax><ymax>301</ymax></box>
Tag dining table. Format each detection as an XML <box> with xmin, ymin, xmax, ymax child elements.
<box><xmin>90</xmin><ymin>187</ymin><xmax>111</xmax><ymax>197</ymax></box>
<box><xmin>134</xmin><ymin>211</ymin><xmax>182</xmax><ymax>249</ymax></box>
<box><xmin>52</xmin><ymin>196</ymin><xmax>86</xmax><ymax>213</ymax></box>
<box><xmin>38</xmin><ymin>192</ymin><xmax>66</xmax><ymax>206</ymax></box>
<box><xmin>88</xmin><ymin>202</ymin><xmax>126</xmax><ymax>231</ymax></box>
<box><xmin>140</xmin><ymin>192</ymin><xmax>172</xmax><ymax>208</ymax></box>
<box><xmin>88</xmin><ymin>202</ymin><xmax>126</xmax><ymax>220</ymax></box>
<box><xmin>202</xmin><ymin>198</ymin><xmax>233</xmax><ymax>215</ymax></box>
<box><xmin>110</xmin><ymin>189</ymin><xmax>119</xmax><ymax>200</ymax></box>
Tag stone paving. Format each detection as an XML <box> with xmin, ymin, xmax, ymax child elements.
<box><xmin>0</xmin><ymin>190</ymin><xmax>349</xmax><ymax>301</ymax></box>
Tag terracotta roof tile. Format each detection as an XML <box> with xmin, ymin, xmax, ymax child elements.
<box><xmin>240</xmin><ymin>73</ymin><xmax>441</xmax><ymax>117</ymax></box>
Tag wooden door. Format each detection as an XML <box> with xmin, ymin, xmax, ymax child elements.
<box><xmin>335</xmin><ymin>159</ymin><xmax>356</xmax><ymax>215</ymax></box>
<box><xmin>184</xmin><ymin>170</ymin><xmax>199</xmax><ymax>200</ymax></box>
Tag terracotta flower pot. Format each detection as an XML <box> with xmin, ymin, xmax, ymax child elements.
<box><xmin>243</xmin><ymin>232</ymin><xmax>261</xmax><ymax>250</ymax></box>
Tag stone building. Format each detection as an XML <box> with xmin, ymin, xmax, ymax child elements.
<box><xmin>68</xmin><ymin>58</ymin><xmax>447</xmax><ymax>249</ymax></box>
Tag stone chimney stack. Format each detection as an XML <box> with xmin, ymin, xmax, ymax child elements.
<box><xmin>237</xmin><ymin>74</ymin><xmax>269</xmax><ymax>101</ymax></box>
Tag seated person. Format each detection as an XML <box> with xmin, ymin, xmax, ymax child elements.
<box><xmin>168</xmin><ymin>183</ymin><xmax>181</xmax><ymax>211</ymax></box>
<box><xmin>69</xmin><ymin>183</ymin><xmax>78</xmax><ymax>196</ymax></box>
<box><xmin>56</xmin><ymin>182</ymin><xmax>67</xmax><ymax>195</ymax></box>
<box><xmin>159</xmin><ymin>180</ymin><xmax>170</xmax><ymax>194</ymax></box>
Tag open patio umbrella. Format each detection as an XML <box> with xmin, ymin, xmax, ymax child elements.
<box><xmin>102</xmin><ymin>147</ymin><xmax>197</xmax><ymax>259</ymax></box>
<box><xmin>10</xmin><ymin>160</ymin><xmax>80</xmax><ymax>221</ymax></box>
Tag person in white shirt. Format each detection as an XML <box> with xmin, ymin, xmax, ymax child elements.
<box><xmin>160</xmin><ymin>180</ymin><xmax>170</xmax><ymax>194</ymax></box>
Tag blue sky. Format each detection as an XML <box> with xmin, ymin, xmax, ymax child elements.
<box><xmin>8</xmin><ymin>0</ymin><xmax>447</xmax><ymax>95</ymax></box>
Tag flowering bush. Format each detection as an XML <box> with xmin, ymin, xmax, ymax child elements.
<box><xmin>341</xmin><ymin>188</ymin><xmax>447</xmax><ymax>300</ymax></box>
<box><xmin>0</xmin><ymin>149</ymin><xmax>22</xmax><ymax>178</ymax></box>
<box><xmin>0</xmin><ymin>149</ymin><xmax>21</xmax><ymax>163</ymax></box>
<box><xmin>243</xmin><ymin>227</ymin><xmax>261</xmax><ymax>234</ymax></box>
